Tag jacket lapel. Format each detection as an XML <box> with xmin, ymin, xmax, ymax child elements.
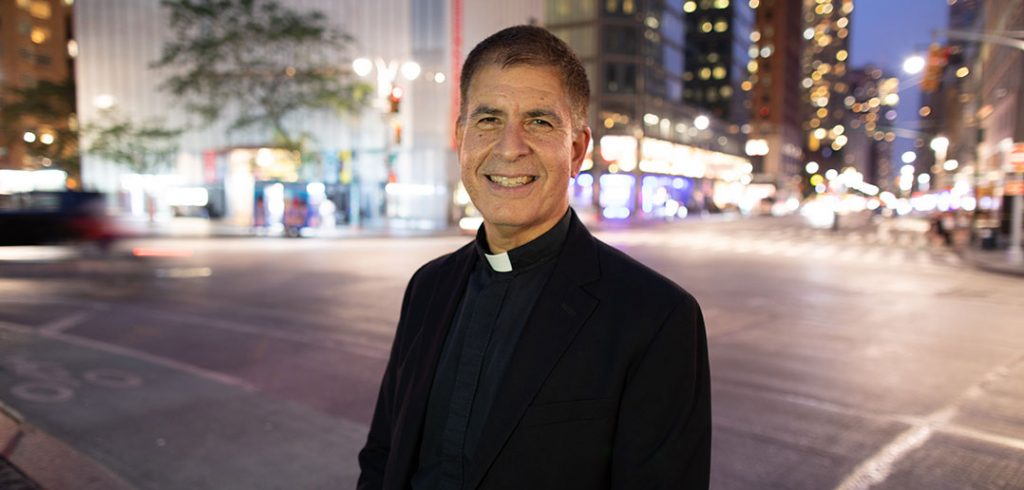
<box><xmin>466</xmin><ymin>213</ymin><xmax>601</xmax><ymax>489</ymax></box>
<box><xmin>386</xmin><ymin>242</ymin><xmax>477</xmax><ymax>488</ymax></box>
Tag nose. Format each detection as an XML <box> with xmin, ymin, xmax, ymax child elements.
<box><xmin>495</xmin><ymin>122</ymin><xmax>530</xmax><ymax>161</ymax></box>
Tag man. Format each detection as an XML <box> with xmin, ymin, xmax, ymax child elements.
<box><xmin>358</xmin><ymin>25</ymin><xmax>711</xmax><ymax>490</ymax></box>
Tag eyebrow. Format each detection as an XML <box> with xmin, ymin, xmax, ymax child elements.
<box><xmin>525</xmin><ymin>109</ymin><xmax>564</xmax><ymax>126</ymax></box>
<box><xmin>469</xmin><ymin>106</ymin><xmax>565</xmax><ymax>126</ymax></box>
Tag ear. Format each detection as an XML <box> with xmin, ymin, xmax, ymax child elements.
<box><xmin>570</xmin><ymin>126</ymin><xmax>592</xmax><ymax>177</ymax></box>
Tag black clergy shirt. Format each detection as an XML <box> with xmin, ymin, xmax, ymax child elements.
<box><xmin>411</xmin><ymin>209</ymin><xmax>572</xmax><ymax>490</ymax></box>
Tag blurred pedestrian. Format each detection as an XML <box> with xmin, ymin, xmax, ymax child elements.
<box><xmin>358</xmin><ymin>25</ymin><xmax>711</xmax><ymax>490</ymax></box>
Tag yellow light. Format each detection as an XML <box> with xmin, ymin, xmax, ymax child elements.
<box><xmin>30</xmin><ymin>27</ymin><xmax>48</xmax><ymax>44</ymax></box>
<box><xmin>699</xmin><ymin>68</ymin><xmax>712</xmax><ymax>79</ymax></box>
<box><xmin>836</xmin><ymin>50</ymin><xmax>848</xmax><ymax>62</ymax></box>
<box><xmin>747</xmin><ymin>60</ymin><xmax>758</xmax><ymax>73</ymax></box>
<box><xmin>814</xmin><ymin>128</ymin><xmax>827</xmax><ymax>139</ymax></box>
<box><xmin>741</xmin><ymin>81</ymin><xmax>753</xmax><ymax>91</ymax></box>
<box><xmin>810</xmin><ymin>119</ymin><xmax>821</xmax><ymax>128</ymax></box>
<box><xmin>919</xmin><ymin>106</ymin><xmax>932</xmax><ymax>117</ymax></box>
<box><xmin>713</xmin><ymin>67</ymin><xmax>727</xmax><ymax>79</ymax></box>
<box><xmin>714</xmin><ymin>0</ymin><xmax>730</xmax><ymax>8</ymax></box>
<box><xmin>749</xmin><ymin>0</ymin><xmax>760</xmax><ymax>8</ymax></box>
<box><xmin>837</xmin><ymin>17</ymin><xmax>849</xmax><ymax>28</ymax></box>
<box><xmin>604</xmin><ymin>118</ymin><xmax>615</xmax><ymax>129</ymax></box>
<box><xmin>885</xmin><ymin>133</ymin><xmax>896</xmax><ymax>142</ymax></box>
<box><xmin>816</xmin><ymin>108</ymin><xmax>828</xmax><ymax>118</ymax></box>
<box><xmin>833</xmin><ymin>125</ymin><xmax>845</xmax><ymax>135</ymax></box>
<box><xmin>838</xmin><ymin>28</ymin><xmax>849</xmax><ymax>39</ymax></box>
<box><xmin>956</xmin><ymin>67</ymin><xmax>970</xmax><ymax>78</ymax></box>
<box><xmin>714</xmin><ymin>21</ymin><xmax>728</xmax><ymax>32</ymax></box>
<box><xmin>810</xmin><ymin>174</ymin><xmax>824</xmax><ymax>186</ymax></box>
<box><xmin>683</xmin><ymin>1</ymin><xmax>697</xmax><ymax>12</ymax></box>
<box><xmin>701</xmin><ymin>22</ymin><xmax>713</xmax><ymax>33</ymax></box>
<box><xmin>817</xmin><ymin>35</ymin><xmax>831</xmax><ymax>47</ymax></box>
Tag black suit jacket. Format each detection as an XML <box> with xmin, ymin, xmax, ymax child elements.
<box><xmin>358</xmin><ymin>211</ymin><xmax>711</xmax><ymax>489</ymax></box>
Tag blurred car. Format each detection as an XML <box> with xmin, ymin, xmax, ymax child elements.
<box><xmin>0</xmin><ymin>191</ymin><xmax>119</xmax><ymax>246</ymax></box>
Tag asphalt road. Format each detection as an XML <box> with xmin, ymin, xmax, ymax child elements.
<box><xmin>1</xmin><ymin>216</ymin><xmax>1022</xmax><ymax>489</ymax></box>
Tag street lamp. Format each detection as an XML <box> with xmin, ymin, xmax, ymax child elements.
<box><xmin>902</xmin><ymin>55</ymin><xmax>926</xmax><ymax>75</ymax></box>
<box><xmin>693</xmin><ymin>115</ymin><xmax>710</xmax><ymax>131</ymax></box>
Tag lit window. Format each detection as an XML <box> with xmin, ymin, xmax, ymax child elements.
<box><xmin>623</xmin><ymin>0</ymin><xmax>635</xmax><ymax>13</ymax></box>
<box><xmin>701</xmin><ymin>22</ymin><xmax>713</xmax><ymax>33</ymax></box>
<box><xmin>720</xmin><ymin>86</ymin><xmax>733</xmax><ymax>98</ymax></box>
<box><xmin>714</xmin><ymin>21</ymin><xmax>728</xmax><ymax>32</ymax></box>
<box><xmin>713</xmin><ymin>66</ymin><xmax>727</xmax><ymax>79</ymax></box>
<box><xmin>30</xmin><ymin>27</ymin><xmax>49</xmax><ymax>44</ymax></box>
<box><xmin>29</xmin><ymin>0</ymin><xmax>51</xmax><ymax>19</ymax></box>
<box><xmin>699</xmin><ymin>68</ymin><xmax>712</xmax><ymax>79</ymax></box>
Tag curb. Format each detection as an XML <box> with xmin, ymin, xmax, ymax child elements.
<box><xmin>0</xmin><ymin>400</ymin><xmax>134</xmax><ymax>490</ymax></box>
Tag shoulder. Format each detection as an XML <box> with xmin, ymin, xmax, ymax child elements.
<box><xmin>409</xmin><ymin>240</ymin><xmax>474</xmax><ymax>284</ymax></box>
<box><xmin>590</xmin><ymin>237</ymin><xmax>697</xmax><ymax>308</ymax></box>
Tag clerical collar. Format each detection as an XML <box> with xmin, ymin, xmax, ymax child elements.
<box><xmin>475</xmin><ymin>209</ymin><xmax>572</xmax><ymax>273</ymax></box>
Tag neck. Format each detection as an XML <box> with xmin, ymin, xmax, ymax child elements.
<box><xmin>484</xmin><ymin>208</ymin><xmax>568</xmax><ymax>254</ymax></box>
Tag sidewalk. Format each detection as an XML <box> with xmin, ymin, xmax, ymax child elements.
<box><xmin>960</xmin><ymin>247</ymin><xmax>1024</xmax><ymax>277</ymax></box>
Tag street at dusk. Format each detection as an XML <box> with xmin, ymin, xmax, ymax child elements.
<box><xmin>2</xmin><ymin>216</ymin><xmax>1022</xmax><ymax>489</ymax></box>
<box><xmin>4</xmin><ymin>0</ymin><xmax>1024</xmax><ymax>488</ymax></box>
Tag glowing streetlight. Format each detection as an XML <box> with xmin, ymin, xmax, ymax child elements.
<box><xmin>930</xmin><ymin>136</ymin><xmax>949</xmax><ymax>153</ymax></box>
<box><xmin>352</xmin><ymin>58</ymin><xmax>373</xmax><ymax>77</ymax></box>
<box><xmin>902</xmin><ymin>55</ymin><xmax>926</xmax><ymax>75</ymax></box>
<box><xmin>693</xmin><ymin>115</ymin><xmax>710</xmax><ymax>131</ymax></box>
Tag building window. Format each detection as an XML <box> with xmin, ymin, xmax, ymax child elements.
<box><xmin>29</xmin><ymin>0</ymin><xmax>52</xmax><ymax>19</ymax></box>
<box><xmin>604</xmin><ymin>63</ymin><xmax>636</xmax><ymax>94</ymax></box>
<box><xmin>548</xmin><ymin>0</ymin><xmax>596</xmax><ymax>23</ymax></box>
<box><xmin>30</xmin><ymin>27</ymin><xmax>49</xmax><ymax>44</ymax></box>
<box><xmin>603</xmin><ymin>26</ymin><xmax>638</xmax><ymax>55</ymax></box>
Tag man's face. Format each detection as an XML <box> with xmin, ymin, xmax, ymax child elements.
<box><xmin>458</xmin><ymin>63</ymin><xmax>591</xmax><ymax>250</ymax></box>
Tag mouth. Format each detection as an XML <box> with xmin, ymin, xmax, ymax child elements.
<box><xmin>486</xmin><ymin>174</ymin><xmax>537</xmax><ymax>188</ymax></box>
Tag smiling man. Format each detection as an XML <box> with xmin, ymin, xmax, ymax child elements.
<box><xmin>358</xmin><ymin>25</ymin><xmax>711</xmax><ymax>490</ymax></box>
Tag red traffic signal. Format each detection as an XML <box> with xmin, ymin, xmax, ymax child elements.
<box><xmin>388</xmin><ymin>86</ymin><xmax>404</xmax><ymax>113</ymax></box>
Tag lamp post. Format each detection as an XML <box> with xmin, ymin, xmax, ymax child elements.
<box><xmin>350</xmin><ymin>57</ymin><xmax>422</xmax><ymax>226</ymax></box>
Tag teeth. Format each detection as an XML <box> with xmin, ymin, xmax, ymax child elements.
<box><xmin>488</xmin><ymin>175</ymin><xmax>534</xmax><ymax>187</ymax></box>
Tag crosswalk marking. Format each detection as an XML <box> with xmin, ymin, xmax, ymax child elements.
<box><xmin>597</xmin><ymin>222</ymin><xmax>961</xmax><ymax>270</ymax></box>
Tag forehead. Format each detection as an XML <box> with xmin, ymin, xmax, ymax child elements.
<box><xmin>465</xmin><ymin>64</ymin><xmax>570</xmax><ymax>112</ymax></box>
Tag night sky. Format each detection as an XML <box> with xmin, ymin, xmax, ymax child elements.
<box><xmin>850</xmin><ymin>0</ymin><xmax>951</xmax><ymax>171</ymax></box>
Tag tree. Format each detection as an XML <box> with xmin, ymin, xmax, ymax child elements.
<box><xmin>83</xmin><ymin>110</ymin><xmax>182</xmax><ymax>175</ymax></box>
<box><xmin>0</xmin><ymin>77</ymin><xmax>80</xmax><ymax>176</ymax></box>
<box><xmin>152</xmin><ymin>0</ymin><xmax>371</xmax><ymax>152</ymax></box>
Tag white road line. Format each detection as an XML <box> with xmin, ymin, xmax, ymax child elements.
<box><xmin>39</xmin><ymin>310</ymin><xmax>98</xmax><ymax>335</ymax></box>
<box><xmin>0</xmin><ymin>320</ymin><xmax>257</xmax><ymax>392</ymax></box>
<box><xmin>834</xmin><ymin>352</ymin><xmax>1024</xmax><ymax>490</ymax></box>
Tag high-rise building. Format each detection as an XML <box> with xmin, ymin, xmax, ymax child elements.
<box><xmin>749</xmin><ymin>0</ymin><xmax>805</xmax><ymax>196</ymax></box>
<box><xmin>0</xmin><ymin>0</ymin><xmax>76</xmax><ymax>172</ymax></box>
<box><xmin>547</xmin><ymin>0</ymin><xmax>753</xmax><ymax>220</ymax></box>
<box><xmin>844</xmin><ymin>66</ymin><xmax>898</xmax><ymax>191</ymax></box>
<box><xmin>801</xmin><ymin>0</ymin><xmax>854</xmax><ymax>174</ymax></box>
<box><xmin>683</xmin><ymin>0</ymin><xmax>755</xmax><ymax>126</ymax></box>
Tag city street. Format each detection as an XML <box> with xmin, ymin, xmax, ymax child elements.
<box><xmin>1</xmin><ymin>215</ymin><xmax>1023</xmax><ymax>489</ymax></box>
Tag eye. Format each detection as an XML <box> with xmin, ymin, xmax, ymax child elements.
<box><xmin>528</xmin><ymin>118</ymin><xmax>554</xmax><ymax>129</ymax></box>
<box><xmin>475</xmin><ymin>116</ymin><xmax>500</xmax><ymax>128</ymax></box>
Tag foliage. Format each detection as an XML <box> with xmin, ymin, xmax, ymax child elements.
<box><xmin>83</xmin><ymin>110</ymin><xmax>183</xmax><ymax>174</ymax></box>
<box><xmin>0</xmin><ymin>77</ymin><xmax>80</xmax><ymax>173</ymax></box>
<box><xmin>152</xmin><ymin>0</ymin><xmax>371</xmax><ymax>152</ymax></box>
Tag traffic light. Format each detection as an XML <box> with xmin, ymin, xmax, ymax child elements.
<box><xmin>388</xmin><ymin>86</ymin><xmax>404</xmax><ymax>113</ymax></box>
<box><xmin>921</xmin><ymin>44</ymin><xmax>947</xmax><ymax>93</ymax></box>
